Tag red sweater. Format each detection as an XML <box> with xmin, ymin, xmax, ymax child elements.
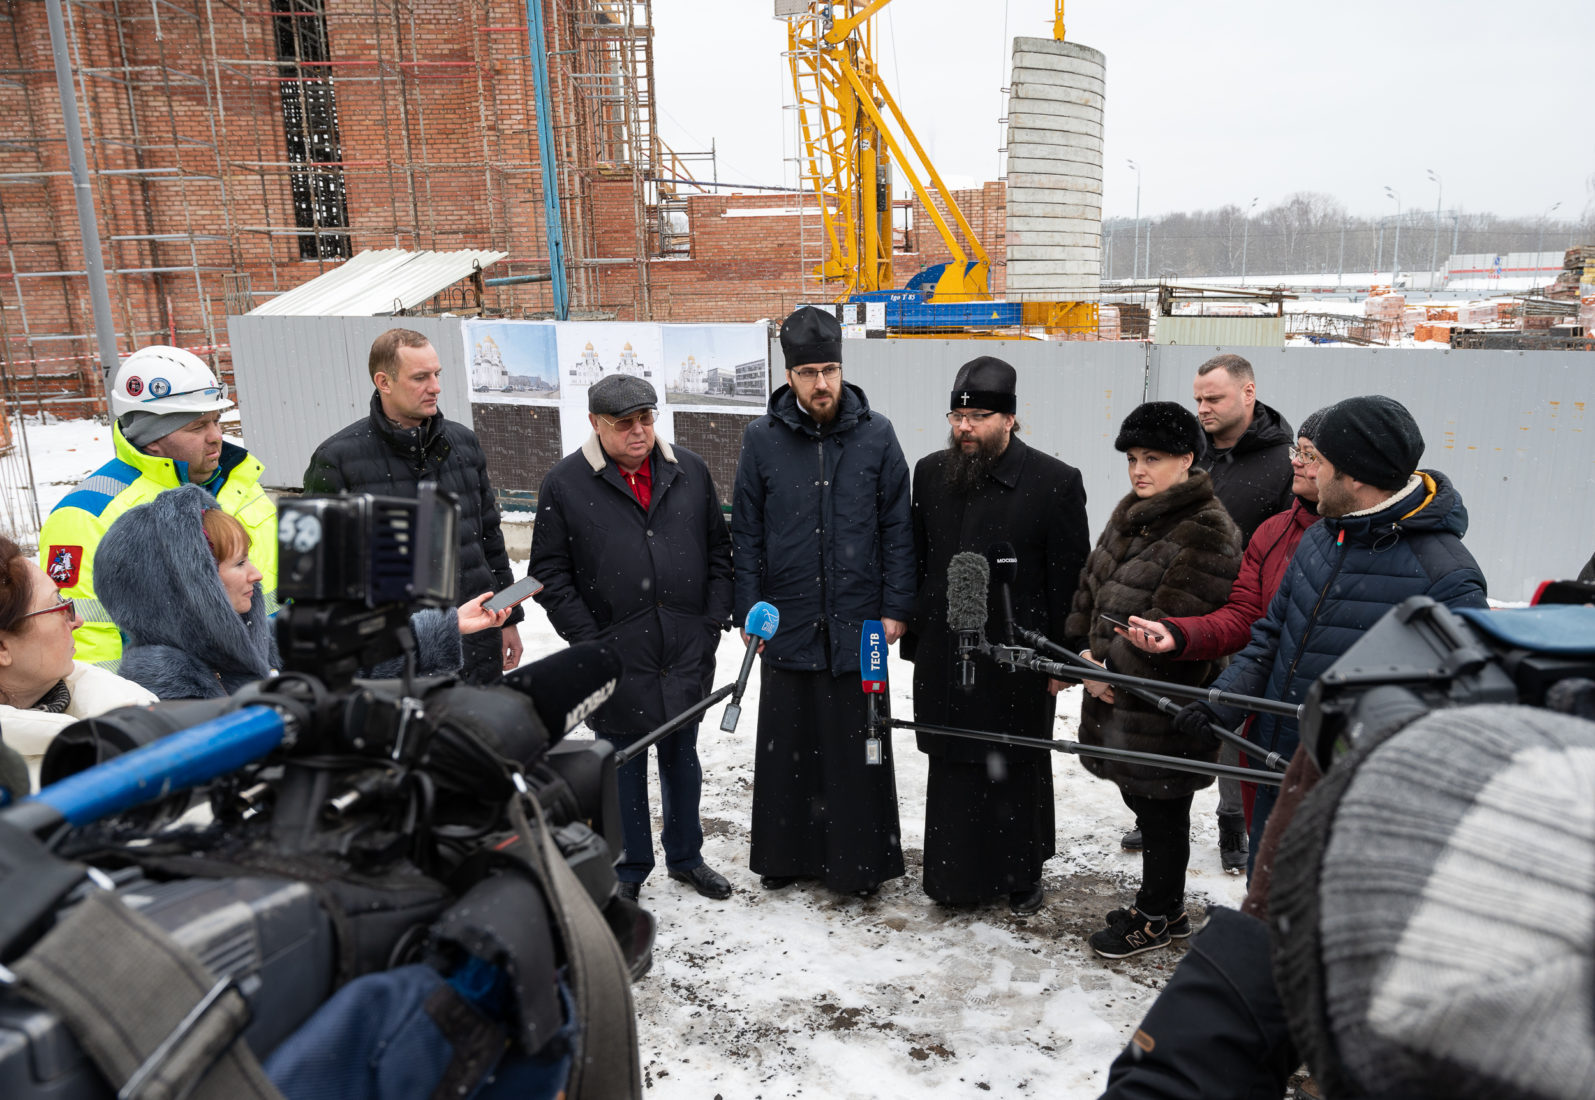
<box><xmin>1164</xmin><ymin>498</ymin><xmax>1319</xmax><ymax>661</ymax></box>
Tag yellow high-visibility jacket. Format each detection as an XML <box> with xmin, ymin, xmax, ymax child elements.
<box><xmin>39</xmin><ymin>423</ymin><xmax>278</xmax><ymax>667</ymax></box>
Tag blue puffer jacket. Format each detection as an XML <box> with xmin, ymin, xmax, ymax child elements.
<box><xmin>1210</xmin><ymin>469</ymin><xmax>1487</xmax><ymax>760</ymax></box>
<box><xmin>731</xmin><ymin>382</ymin><xmax>915</xmax><ymax>674</ymax></box>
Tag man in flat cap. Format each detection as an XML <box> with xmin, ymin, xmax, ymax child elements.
<box><xmin>529</xmin><ymin>373</ymin><xmax>734</xmax><ymax>902</ymax></box>
<box><xmin>730</xmin><ymin>306</ymin><xmax>914</xmax><ymax>898</ymax></box>
<box><xmin>904</xmin><ymin>356</ymin><xmax>1090</xmax><ymax>913</ymax></box>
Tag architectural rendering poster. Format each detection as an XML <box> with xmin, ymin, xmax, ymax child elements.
<box><xmin>464</xmin><ymin>320</ymin><xmax>769</xmax><ymax>458</ymax></box>
<box><xmin>466</xmin><ymin>321</ymin><xmax>558</xmax><ymax>402</ymax></box>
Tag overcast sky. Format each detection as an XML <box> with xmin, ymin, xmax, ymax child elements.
<box><xmin>652</xmin><ymin>1</ymin><xmax>1592</xmax><ymax>224</ymax></box>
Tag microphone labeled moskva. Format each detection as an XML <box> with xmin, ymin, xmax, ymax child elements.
<box><xmin>947</xmin><ymin>551</ymin><xmax>990</xmax><ymax>693</ymax></box>
<box><xmin>985</xmin><ymin>541</ymin><xmax>1018</xmax><ymax>646</ymax></box>
<box><xmin>721</xmin><ymin>601</ymin><xmax>779</xmax><ymax>732</ymax></box>
<box><xmin>502</xmin><ymin>641</ymin><xmax>623</xmax><ymax>737</ymax></box>
<box><xmin>860</xmin><ymin>619</ymin><xmax>887</xmax><ymax>765</ymax></box>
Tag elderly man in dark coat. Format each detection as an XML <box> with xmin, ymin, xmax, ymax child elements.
<box><xmin>731</xmin><ymin>306</ymin><xmax>914</xmax><ymax>898</ymax></box>
<box><xmin>528</xmin><ymin>374</ymin><xmax>735</xmax><ymax>902</ymax></box>
<box><xmin>906</xmin><ymin>356</ymin><xmax>1090</xmax><ymax>913</ymax></box>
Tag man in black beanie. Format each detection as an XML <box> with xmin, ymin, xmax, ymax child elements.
<box><xmin>730</xmin><ymin>306</ymin><xmax>914</xmax><ymax>897</ymax></box>
<box><xmin>1169</xmin><ymin>394</ymin><xmax>1487</xmax><ymax>871</ymax></box>
<box><xmin>904</xmin><ymin>356</ymin><xmax>1090</xmax><ymax>913</ymax></box>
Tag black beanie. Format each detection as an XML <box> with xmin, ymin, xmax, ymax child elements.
<box><xmin>1314</xmin><ymin>396</ymin><xmax>1423</xmax><ymax>491</ymax></box>
<box><xmin>780</xmin><ymin>307</ymin><xmax>842</xmax><ymax>370</ymax></box>
<box><xmin>1114</xmin><ymin>401</ymin><xmax>1204</xmax><ymax>456</ymax></box>
<box><xmin>1297</xmin><ymin>406</ymin><xmax>1330</xmax><ymax>443</ymax></box>
<box><xmin>949</xmin><ymin>356</ymin><xmax>1017</xmax><ymax>415</ymax></box>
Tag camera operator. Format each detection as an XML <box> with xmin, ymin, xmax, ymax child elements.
<box><xmin>1169</xmin><ymin>396</ymin><xmax>1487</xmax><ymax>875</ymax></box>
<box><xmin>0</xmin><ymin>534</ymin><xmax>155</xmax><ymax>796</ymax></box>
<box><xmin>94</xmin><ymin>486</ymin><xmax>508</xmax><ymax>699</ymax></box>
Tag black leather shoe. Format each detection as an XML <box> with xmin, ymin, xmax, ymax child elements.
<box><xmin>1009</xmin><ymin>883</ymin><xmax>1045</xmax><ymax>915</ymax></box>
<box><xmin>1121</xmin><ymin>828</ymin><xmax>1144</xmax><ymax>851</ymax></box>
<box><xmin>760</xmin><ymin>875</ymin><xmax>798</xmax><ymax>890</ymax></box>
<box><xmin>669</xmin><ymin>864</ymin><xmax>733</xmax><ymax>900</ymax></box>
<box><xmin>617</xmin><ymin>881</ymin><xmax>641</xmax><ymax>901</ymax></box>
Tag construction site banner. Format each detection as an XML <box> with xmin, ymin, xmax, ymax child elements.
<box><xmin>463</xmin><ymin>320</ymin><xmax>769</xmax><ymax>456</ymax></box>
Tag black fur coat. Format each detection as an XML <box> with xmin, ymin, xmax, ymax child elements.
<box><xmin>1064</xmin><ymin>470</ymin><xmax>1242</xmax><ymax>797</ymax></box>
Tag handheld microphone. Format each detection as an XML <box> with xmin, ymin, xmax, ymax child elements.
<box><xmin>502</xmin><ymin>641</ymin><xmax>623</xmax><ymax>738</ymax></box>
<box><xmin>721</xmin><ymin>601</ymin><xmax>779</xmax><ymax>732</ymax></box>
<box><xmin>984</xmin><ymin>541</ymin><xmax>1019</xmax><ymax>646</ymax></box>
<box><xmin>946</xmin><ymin>551</ymin><xmax>990</xmax><ymax>692</ymax></box>
<box><xmin>860</xmin><ymin>619</ymin><xmax>887</xmax><ymax>765</ymax></box>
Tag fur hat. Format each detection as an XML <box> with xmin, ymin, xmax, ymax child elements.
<box><xmin>1313</xmin><ymin>395</ymin><xmax>1423</xmax><ymax>491</ymax></box>
<box><xmin>1114</xmin><ymin>401</ymin><xmax>1204</xmax><ymax>456</ymax></box>
<box><xmin>779</xmin><ymin>306</ymin><xmax>842</xmax><ymax>370</ymax></box>
<box><xmin>949</xmin><ymin>356</ymin><xmax>1017</xmax><ymax>415</ymax></box>
<box><xmin>1270</xmin><ymin>703</ymin><xmax>1595</xmax><ymax>1100</ymax></box>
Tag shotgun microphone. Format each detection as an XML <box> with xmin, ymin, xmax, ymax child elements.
<box><xmin>947</xmin><ymin>551</ymin><xmax>990</xmax><ymax>692</ymax></box>
<box><xmin>860</xmin><ymin>619</ymin><xmax>887</xmax><ymax>765</ymax></box>
<box><xmin>984</xmin><ymin>541</ymin><xmax>1019</xmax><ymax>646</ymax></box>
<box><xmin>720</xmin><ymin>601</ymin><xmax>779</xmax><ymax>732</ymax></box>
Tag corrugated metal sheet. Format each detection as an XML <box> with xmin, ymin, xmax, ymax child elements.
<box><xmin>1155</xmin><ymin>316</ymin><xmax>1286</xmax><ymax>347</ymax></box>
<box><xmin>246</xmin><ymin>249</ymin><xmax>508</xmax><ymax>316</ymax></box>
<box><xmin>230</xmin><ymin>315</ymin><xmax>469</xmax><ymax>489</ymax></box>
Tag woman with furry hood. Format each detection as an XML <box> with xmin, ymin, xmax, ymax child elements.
<box><xmin>97</xmin><ymin>484</ymin><xmax>507</xmax><ymax>700</ymax></box>
<box><xmin>1064</xmin><ymin>401</ymin><xmax>1243</xmax><ymax>962</ymax></box>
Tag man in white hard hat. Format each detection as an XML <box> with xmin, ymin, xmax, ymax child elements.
<box><xmin>39</xmin><ymin>346</ymin><xmax>277</xmax><ymax>667</ymax></box>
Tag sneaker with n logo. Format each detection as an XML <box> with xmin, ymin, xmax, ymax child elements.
<box><xmin>1104</xmin><ymin>905</ymin><xmax>1193</xmax><ymax>939</ymax></box>
<box><xmin>1090</xmin><ymin>909</ymin><xmax>1172</xmax><ymax>959</ymax></box>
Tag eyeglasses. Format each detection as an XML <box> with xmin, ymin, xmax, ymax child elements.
<box><xmin>947</xmin><ymin>410</ymin><xmax>999</xmax><ymax>426</ymax></box>
<box><xmin>597</xmin><ymin>409</ymin><xmax>656</xmax><ymax>433</ymax></box>
<box><xmin>22</xmin><ymin>597</ymin><xmax>74</xmax><ymax>621</ymax></box>
<box><xmin>789</xmin><ymin>365</ymin><xmax>840</xmax><ymax>382</ymax></box>
<box><xmin>1289</xmin><ymin>445</ymin><xmax>1321</xmax><ymax>465</ymax></box>
<box><xmin>141</xmin><ymin>382</ymin><xmax>228</xmax><ymax>405</ymax></box>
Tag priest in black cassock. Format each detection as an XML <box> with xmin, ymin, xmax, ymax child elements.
<box><xmin>905</xmin><ymin>356</ymin><xmax>1090</xmax><ymax>913</ymax></box>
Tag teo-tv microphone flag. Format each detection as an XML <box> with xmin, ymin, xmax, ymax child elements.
<box><xmin>860</xmin><ymin>619</ymin><xmax>887</xmax><ymax>694</ymax></box>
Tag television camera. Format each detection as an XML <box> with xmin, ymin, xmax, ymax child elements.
<box><xmin>0</xmin><ymin>485</ymin><xmax>649</xmax><ymax>1100</ymax></box>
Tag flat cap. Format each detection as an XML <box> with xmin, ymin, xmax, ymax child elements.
<box><xmin>589</xmin><ymin>373</ymin><xmax>658</xmax><ymax>418</ymax></box>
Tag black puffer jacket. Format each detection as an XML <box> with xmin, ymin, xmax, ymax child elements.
<box><xmin>302</xmin><ymin>393</ymin><xmax>520</xmax><ymax>627</ymax></box>
<box><xmin>1198</xmin><ymin>399</ymin><xmax>1295</xmax><ymax>546</ymax></box>
<box><xmin>1208</xmin><ymin>470</ymin><xmax>1487</xmax><ymax>762</ymax></box>
<box><xmin>1064</xmin><ymin>471</ymin><xmax>1243</xmax><ymax>797</ymax></box>
<box><xmin>731</xmin><ymin>382</ymin><xmax>914</xmax><ymax>674</ymax></box>
<box><xmin>528</xmin><ymin>435</ymin><xmax>733</xmax><ymax>738</ymax></box>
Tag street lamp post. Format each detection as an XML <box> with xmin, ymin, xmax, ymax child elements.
<box><xmin>1127</xmin><ymin>159</ymin><xmax>1142</xmax><ymax>281</ymax></box>
<box><xmin>1426</xmin><ymin>168</ymin><xmax>1442</xmax><ymax>288</ymax></box>
<box><xmin>1239</xmin><ymin>195</ymin><xmax>1259</xmax><ymax>285</ymax></box>
<box><xmin>1385</xmin><ymin>185</ymin><xmax>1401</xmax><ymax>288</ymax></box>
<box><xmin>1537</xmin><ymin>201</ymin><xmax>1562</xmax><ymax>283</ymax></box>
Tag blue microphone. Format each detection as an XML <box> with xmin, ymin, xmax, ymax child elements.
<box><xmin>720</xmin><ymin>601</ymin><xmax>779</xmax><ymax>732</ymax></box>
<box><xmin>860</xmin><ymin>619</ymin><xmax>887</xmax><ymax>765</ymax></box>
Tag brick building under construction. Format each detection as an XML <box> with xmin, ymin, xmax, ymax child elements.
<box><xmin>0</xmin><ymin>0</ymin><xmax>1000</xmax><ymax>413</ymax></box>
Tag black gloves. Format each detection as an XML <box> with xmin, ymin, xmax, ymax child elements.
<box><xmin>1173</xmin><ymin>701</ymin><xmax>1222</xmax><ymax>740</ymax></box>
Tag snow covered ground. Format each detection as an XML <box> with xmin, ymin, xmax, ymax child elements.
<box><xmin>25</xmin><ymin>414</ymin><xmax>1246</xmax><ymax>1097</ymax></box>
<box><xmin>507</xmin><ymin>559</ymin><xmax>1247</xmax><ymax>1099</ymax></box>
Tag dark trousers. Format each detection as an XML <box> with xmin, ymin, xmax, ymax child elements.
<box><xmin>601</xmin><ymin>722</ymin><xmax>704</xmax><ymax>885</ymax></box>
<box><xmin>1121</xmin><ymin>789</ymin><xmax>1194</xmax><ymax>918</ymax></box>
<box><xmin>1246</xmin><ymin>781</ymin><xmax>1280</xmax><ymax>881</ymax></box>
<box><xmin>458</xmin><ymin>628</ymin><xmax>504</xmax><ymax>686</ymax></box>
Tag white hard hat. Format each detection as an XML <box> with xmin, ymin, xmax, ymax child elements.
<box><xmin>111</xmin><ymin>346</ymin><xmax>234</xmax><ymax>419</ymax></box>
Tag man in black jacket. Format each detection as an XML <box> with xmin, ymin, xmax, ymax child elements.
<box><xmin>303</xmin><ymin>328</ymin><xmax>522</xmax><ymax>684</ymax></box>
<box><xmin>906</xmin><ymin>356</ymin><xmax>1090</xmax><ymax>913</ymax></box>
<box><xmin>528</xmin><ymin>374</ymin><xmax>734</xmax><ymax>902</ymax></box>
<box><xmin>731</xmin><ymin>307</ymin><xmax>915</xmax><ymax>898</ymax></box>
<box><xmin>1170</xmin><ymin>353</ymin><xmax>1295</xmax><ymax>869</ymax></box>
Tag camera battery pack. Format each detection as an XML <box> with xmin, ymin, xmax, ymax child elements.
<box><xmin>0</xmin><ymin>875</ymin><xmax>334</xmax><ymax>1100</ymax></box>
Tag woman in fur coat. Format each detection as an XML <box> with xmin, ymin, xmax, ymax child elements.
<box><xmin>97</xmin><ymin>485</ymin><xmax>507</xmax><ymax>700</ymax></box>
<box><xmin>1064</xmin><ymin>401</ymin><xmax>1242</xmax><ymax>960</ymax></box>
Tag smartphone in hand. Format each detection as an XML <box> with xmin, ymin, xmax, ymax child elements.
<box><xmin>484</xmin><ymin>574</ymin><xmax>544</xmax><ymax>613</ymax></box>
<box><xmin>1099</xmin><ymin>612</ymin><xmax>1134</xmax><ymax>632</ymax></box>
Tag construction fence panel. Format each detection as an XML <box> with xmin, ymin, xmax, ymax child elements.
<box><xmin>229</xmin><ymin>315</ymin><xmax>468</xmax><ymax>492</ymax></box>
<box><xmin>1149</xmin><ymin>345</ymin><xmax>1595</xmax><ymax>603</ymax></box>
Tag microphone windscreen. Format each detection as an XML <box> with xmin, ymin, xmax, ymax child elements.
<box><xmin>744</xmin><ymin>600</ymin><xmax>780</xmax><ymax>641</ymax></box>
<box><xmin>946</xmin><ymin>552</ymin><xmax>990</xmax><ymax>632</ymax></box>
<box><xmin>502</xmin><ymin>641</ymin><xmax>623</xmax><ymax>736</ymax></box>
<box><xmin>985</xmin><ymin>542</ymin><xmax>1018</xmax><ymax>587</ymax></box>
